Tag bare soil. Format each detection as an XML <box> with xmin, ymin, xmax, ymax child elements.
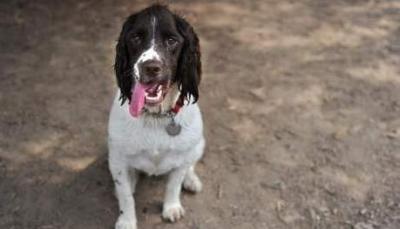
<box><xmin>1</xmin><ymin>0</ymin><xmax>400</xmax><ymax>228</ymax></box>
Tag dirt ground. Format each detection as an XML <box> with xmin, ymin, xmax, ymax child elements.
<box><xmin>1</xmin><ymin>0</ymin><xmax>400</xmax><ymax>228</ymax></box>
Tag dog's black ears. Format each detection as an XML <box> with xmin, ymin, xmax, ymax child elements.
<box><xmin>115</xmin><ymin>15</ymin><xmax>136</xmax><ymax>105</ymax></box>
<box><xmin>174</xmin><ymin>15</ymin><xmax>202</xmax><ymax>103</ymax></box>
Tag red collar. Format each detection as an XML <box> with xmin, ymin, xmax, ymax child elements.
<box><xmin>170</xmin><ymin>95</ymin><xmax>185</xmax><ymax>114</ymax></box>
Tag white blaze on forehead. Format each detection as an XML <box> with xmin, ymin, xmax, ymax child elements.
<box><xmin>133</xmin><ymin>16</ymin><xmax>160</xmax><ymax>80</ymax></box>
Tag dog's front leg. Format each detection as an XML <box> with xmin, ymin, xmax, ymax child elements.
<box><xmin>162</xmin><ymin>166</ymin><xmax>187</xmax><ymax>222</ymax></box>
<box><xmin>109</xmin><ymin>153</ymin><xmax>138</xmax><ymax>229</ymax></box>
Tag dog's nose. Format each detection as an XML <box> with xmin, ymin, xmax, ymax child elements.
<box><xmin>142</xmin><ymin>60</ymin><xmax>162</xmax><ymax>80</ymax></box>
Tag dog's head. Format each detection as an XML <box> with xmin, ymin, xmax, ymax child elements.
<box><xmin>115</xmin><ymin>4</ymin><xmax>201</xmax><ymax>117</ymax></box>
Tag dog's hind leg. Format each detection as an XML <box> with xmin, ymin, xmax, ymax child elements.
<box><xmin>183</xmin><ymin>138</ymin><xmax>204</xmax><ymax>193</ymax></box>
<box><xmin>128</xmin><ymin>169</ymin><xmax>139</xmax><ymax>192</ymax></box>
<box><xmin>183</xmin><ymin>165</ymin><xmax>202</xmax><ymax>193</ymax></box>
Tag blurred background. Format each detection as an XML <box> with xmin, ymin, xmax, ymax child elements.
<box><xmin>1</xmin><ymin>0</ymin><xmax>400</xmax><ymax>228</ymax></box>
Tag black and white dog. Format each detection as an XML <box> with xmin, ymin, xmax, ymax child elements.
<box><xmin>108</xmin><ymin>4</ymin><xmax>204</xmax><ymax>229</ymax></box>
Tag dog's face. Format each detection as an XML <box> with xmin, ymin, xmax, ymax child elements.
<box><xmin>115</xmin><ymin>5</ymin><xmax>201</xmax><ymax>116</ymax></box>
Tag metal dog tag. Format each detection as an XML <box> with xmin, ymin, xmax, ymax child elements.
<box><xmin>166</xmin><ymin>118</ymin><xmax>181</xmax><ymax>136</ymax></box>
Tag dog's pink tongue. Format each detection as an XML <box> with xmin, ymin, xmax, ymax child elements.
<box><xmin>129</xmin><ymin>83</ymin><xmax>148</xmax><ymax>118</ymax></box>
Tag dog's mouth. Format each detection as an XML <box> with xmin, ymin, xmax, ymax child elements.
<box><xmin>144</xmin><ymin>83</ymin><xmax>169</xmax><ymax>106</ymax></box>
<box><xmin>129</xmin><ymin>81</ymin><xmax>170</xmax><ymax>118</ymax></box>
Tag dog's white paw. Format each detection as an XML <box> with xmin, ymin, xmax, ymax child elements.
<box><xmin>183</xmin><ymin>173</ymin><xmax>202</xmax><ymax>193</ymax></box>
<box><xmin>162</xmin><ymin>203</ymin><xmax>185</xmax><ymax>222</ymax></box>
<box><xmin>115</xmin><ymin>215</ymin><xmax>137</xmax><ymax>229</ymax></box>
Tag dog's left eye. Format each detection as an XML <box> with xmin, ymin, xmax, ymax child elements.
<box><xmin>166</xmin><ymin>38</ymin><xmax>178</xmax><ymax>47</ymax></box>
<box><xmin>131</xmin><ymin>35</ymin><xmax>142</xmax><ymax>45</ymax></box>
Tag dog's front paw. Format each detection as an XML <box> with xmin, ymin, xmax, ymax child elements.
<box><xmin>162</xmin><ymin>203</ymin><xmax>185</xmax><ymax>222</ymax></box>
<box><xmin>116</xmin><ymin>215</ymin><xmax>137</xmax><ymax>229</ymax></box>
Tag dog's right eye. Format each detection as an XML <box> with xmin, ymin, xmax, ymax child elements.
<box><xmin>130</xmin><ymin>35</ymin><xmax>142</xmax><ymax>45</ymax></box>
<box><xmin>166</xmin><ymin>37</ymin><xmax>178</xmax><ymax>47</ymax></box>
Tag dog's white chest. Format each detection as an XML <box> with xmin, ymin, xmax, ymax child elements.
<box><xmin>128</xmin><ymin>148</ymin><xmax>184</xmax><ymax>175</ymax></box>
<box><xmin>108</xmin><ymin>94</ymin><xmax>204</xmax><ymax>176</ymax></box>
<box><xmin>148</xmin><ymin>150</ymin><xmax>163</xmax><ymax>166</ymax></box>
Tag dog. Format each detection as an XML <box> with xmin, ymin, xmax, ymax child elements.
<box><xmin>108</xmin><ymin>4</ymin><xmax>204</xmax><ymax>229</ymax></box>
